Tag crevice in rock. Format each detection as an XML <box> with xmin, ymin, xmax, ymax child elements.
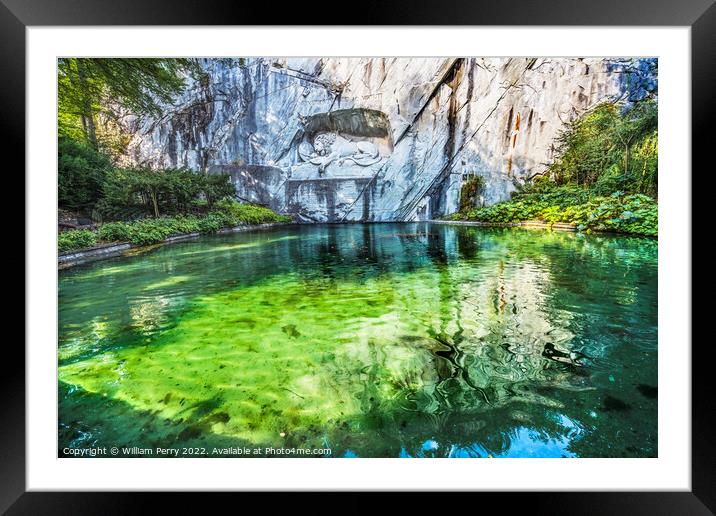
<box><xmin>397</xmin><ymin>59</ymin><xmax>534</xmax><ymax>220</ymax></box>
<box><xmin>394</xmin><ymin>58</ymin><xmax>464</xmax><ymax>146</ymax></box>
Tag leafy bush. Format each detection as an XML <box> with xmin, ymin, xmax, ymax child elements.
<box><xmin>58</xmin><ymin>229</ymin><xmax>97</xmax><ymax>253</ymax></box>
<box><xmin>97</xmin><ymin>222</ymin><xmax>132</xmax><ymax>242</ymax></box>
<box><xmin>118</xmin><ymin>216</ymin><xmax>203</xmax><ymax>246</ymax></box>
<box><xmin>58</xmin><ymin>137</ymin><xmax>112</xmax><ymax>212</ymax></box>
<box><xmin>196</xmin><ymin>213</ymin><xmax>225</xmax><ymax>233</ymax></box>
<box><xmin>591</xmin><ymin>164</ymin><xmax>636</xmax><ymax>197</ymax></box>
<box><xmin>448</xmin><ymin>189</ymin><xmax>657</xmax><ymax>237</ymax></box>
<box><xmin>202</xmin><ymin>175</ymin><xmax>238</xmax><ymax>208</ymax></box>
<box><xmin>125</xmin><ymin>220</ymin><xmax>177</xmax><ymax>246</ymax></box>
<box><xmin>459</xmin><ymin>175</ymin><xmax>486</xmax><ymax>212</ymax></box>
<box><xmin>97</xmin><ymin>168</ymin><xmax>236</xmax><ymax>220</ymax></box>
<box><xmin>191</xmin><ymin>198</ymin><xmax>209</xmax><ymax>210</ymax></box>
<box><xmin>213</xmin><ymin>198</ymin><xmax>292</xmax><ymax>225</ymax></box>
<box><xmin>59</xmin><ymin>202</ymin><xmax>291</xmax><ymax>252</ymax></box>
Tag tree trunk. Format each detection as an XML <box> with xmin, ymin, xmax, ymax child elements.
<box><xmin>150</xmin><ymin>190</ymin><xmax>160</xmax><ymax>218</ymax></box>
<box><xmin>75</xmin><ymin>59</ymin><xmax>98</xmax><ymax>148</ymax></box>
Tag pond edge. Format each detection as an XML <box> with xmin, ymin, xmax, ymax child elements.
<box><xmin>429</xmin><ymin>219</ymin><xmax>578</xmax><ymax>231</ymax></box>
<box><xmin>58</xmin><ymin>222</ymin><xmax>293</xmax><ymax>269</ymax></box>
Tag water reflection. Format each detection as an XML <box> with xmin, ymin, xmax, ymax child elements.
<box><xmin>59</xmin><ymin>223</ymin><xmax>657</xmax><ymax>457</ymax></box>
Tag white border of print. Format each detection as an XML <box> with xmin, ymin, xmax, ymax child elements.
<box><xmin>27</xmin><ymin>26</ymin><xmax>690</xmax><ymax>491</ymax></box>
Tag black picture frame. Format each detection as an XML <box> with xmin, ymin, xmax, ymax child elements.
<box><xmin>7</xmin><ymin>0</ymin><xmax>710</xmax><ymax>513</ymax></box>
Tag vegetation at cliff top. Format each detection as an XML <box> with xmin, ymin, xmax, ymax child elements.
<box><xmin>450</xmin><ymin>99</ymin><xmax>658</xmax><ymax>237</ymax></box>
<box><xmin>59</xmin><ymin>200</ymin><xmax>291</xmax><ymax>253</ymax></box>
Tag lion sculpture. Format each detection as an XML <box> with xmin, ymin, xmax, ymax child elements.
<box><xmin>298</xmin><ymin>132</ymin><xmax>382</xmax><ymax>174</ymax></box>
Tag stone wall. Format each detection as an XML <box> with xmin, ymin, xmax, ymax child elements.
<box><xmin>125</xmin><ymin>57</ymin><xmax>656</xmax><ymax>222</ymax></box>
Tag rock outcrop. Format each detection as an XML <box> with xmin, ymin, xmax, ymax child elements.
<box><xmin>125</xmin><ymin>57</ymin><xmax>656</xmax><ymax>222</ymax></box>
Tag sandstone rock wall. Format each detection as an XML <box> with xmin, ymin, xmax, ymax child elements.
<box><xmin>125</xmin><ymin>57</ymin><xmax>656</xmax><ymax>222</ymax></box>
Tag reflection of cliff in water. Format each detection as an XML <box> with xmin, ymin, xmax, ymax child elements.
<box><xmin>319</xmin><ymin>243</ymin><xmax>588</xmax><ymax>457</ymax></box>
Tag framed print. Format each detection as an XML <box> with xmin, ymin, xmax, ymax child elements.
<box><xmin>8</xmin><ymin>0</ymin><xmax>711</xmax><ymax>512</ymax></box>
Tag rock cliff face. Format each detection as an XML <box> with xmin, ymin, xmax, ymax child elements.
<box><xmin>125</xmin><ymin>57</ymin><xmax>656</xmax><ymax>222</ymax></box>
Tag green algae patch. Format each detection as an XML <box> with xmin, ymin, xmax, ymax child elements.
<box><xmin>60</xmin><ymin>272</ymin><xmax>446</xmax><ymax>448</ymax></box>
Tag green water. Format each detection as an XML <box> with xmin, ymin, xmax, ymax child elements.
<box><xmin>58</xmin><ymin>223</ymin><xmax>657</xmax><ymax>458</ymax></box>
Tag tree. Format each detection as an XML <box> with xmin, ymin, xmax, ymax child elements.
<box><xmin>58</xmin><ymin>137</ymin><xmax>112</xmax><ymax>212</ymax></box>
<box><xmin>612</xmin><ymin>99</ymin><xmax>657</xmax><ymax>175</ymax></box>
<box><xmin>202</xmin><ymin>174</ymin><xmax>236</xmax><ymax>209</ymax></box>
<box><xmin>97</xmin><ymin>168</ymin><xmax>235</xmax><ymax>221</ymax></box>
<box><xmin>58</xmin><ymin>58</ymin><xmax>200</xmax><ymax>149</ymax></box>
<box><xmin>548</xmin><ymin>99</ymin><xmax>657</xmax><ymax>196</ymax></box>
<box><xmin>551</xmin><ymin>103</ymin><xmax>618</xmax><ymax>186</ymax></box>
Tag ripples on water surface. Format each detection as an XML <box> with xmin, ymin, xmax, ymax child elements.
<box><xmin>58</xmin><ymin>223</ymin><xmax>657</xmax><ymax>457</ymax></box>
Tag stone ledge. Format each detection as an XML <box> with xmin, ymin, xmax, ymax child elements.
<box><xmin>58</xmin><ymin>242</ymin><xmax>133</xmax><ymax>266</ymax></box>
<box><xmin>58</xmin><ymin>223</ymin><xmax>292</xmax><ymax>269</ymax></box>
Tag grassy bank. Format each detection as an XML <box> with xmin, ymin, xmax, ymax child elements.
<box><xmin>59</xmin><ymin>201</ymin><xmax>291</xmax><ymax>253</ymax></box>
<box><xmin>445</xmin><ymin>186</ymin><xmax>657</xmax><ymax>237</ymax></box>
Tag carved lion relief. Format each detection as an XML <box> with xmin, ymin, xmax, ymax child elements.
<box><xmin>295</xmin><ymin>109</ymin><xmax>393</xmax><ymax>175</ymax></box>
<box><xmin>298</xmin><ymin>132</ymin><xmax>383</xmax><ymax>173</ymax></box>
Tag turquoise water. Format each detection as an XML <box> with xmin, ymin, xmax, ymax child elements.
<box><xmin>58</xmin><ymin>223</ymin><xmax>658</xmax><ymax>458</ymax></box>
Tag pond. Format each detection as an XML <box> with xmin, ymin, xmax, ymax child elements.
<box><xmin>58</xmin><ymin>223</ymin><xmax>658</xmax><ymax>458</ymax></box>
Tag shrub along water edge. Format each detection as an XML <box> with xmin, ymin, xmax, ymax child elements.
<box><xmin>445</xmin><ymin>187</ymin><xmax>657</xmax><ymax>237</ymax></box>
<box><xmin>58</xmin><ymin>229</ymin><xmax>98</xmax><ymax>253</ymax></box>
<box><xmin>58</xmin><ymin>199</ymin><xmax>291</xmax><ymax>253</ymax></box>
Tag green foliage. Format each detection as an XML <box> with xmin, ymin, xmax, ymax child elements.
<box><xmin>549</xmin><ymin>99</ymin><xmax>657</xmax><ymax>195</ymax></box>
<box><xmin>58</xmin><ymin>230</ymin><xmax>97</xmax><ymax>253</ymax></box>
<box><xmin>61</xmin><ymin>201</ymin><xmax>290</xmax><ymax>252</ymax></box>
<box><xmin>97</xmin><ymin>168</ymin><xmax>236</xmax><ymax>220</ymax></box>
<box><xmin>447</xmin><ymin>98</ymin><xmax>658</xmax><ymax>237</ymax></box>
<box><xmin>631</xmin><ymin>131</ymin><xmax>658</xmax><ymax>197</ymax></box>
<box><xmin>202</xmin><ymin>174</ymin><xmax>238</xmax><ymax>208</ymax></box>
<box><xmin>58</xmin><ymin>137</ymin><xmax>112</xmax><ymax>212</ymax></box>
<box><xmin>124</xmin><ymin>218</ymin><xmax>186</xmax><ymax>246</ymax></box>
<box><xmin>458</xmin><ymin>175</ymin><xmax>486</xmax><ymax>212</ymax></box>
<box><xmin>96</xmin><ymin>222</ymin><xmax>132</xmax><ymax>242</ymax></box>
<box><xmin>97</xmin><ymin>204</ymin><xmax>290</xmax><ymax>247</ymax></box>
<box><xmin>213</xmin><ymin>198</ymin><xmax>292</xmax><ymax>225</ymax></box>
<box><xmin>549</xmin><ymin>103</ymin><xmax>618</xmax><ymax>187</ymax></box>
<box><xmin>58</xmin><ymin>58</ymin><xmax>199</xmax><ymax>148</ymax></box>
<box><xmin>448</xmin><ymin>188</ymin><xmax>657</xmax><ymax>237</ymax></box>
